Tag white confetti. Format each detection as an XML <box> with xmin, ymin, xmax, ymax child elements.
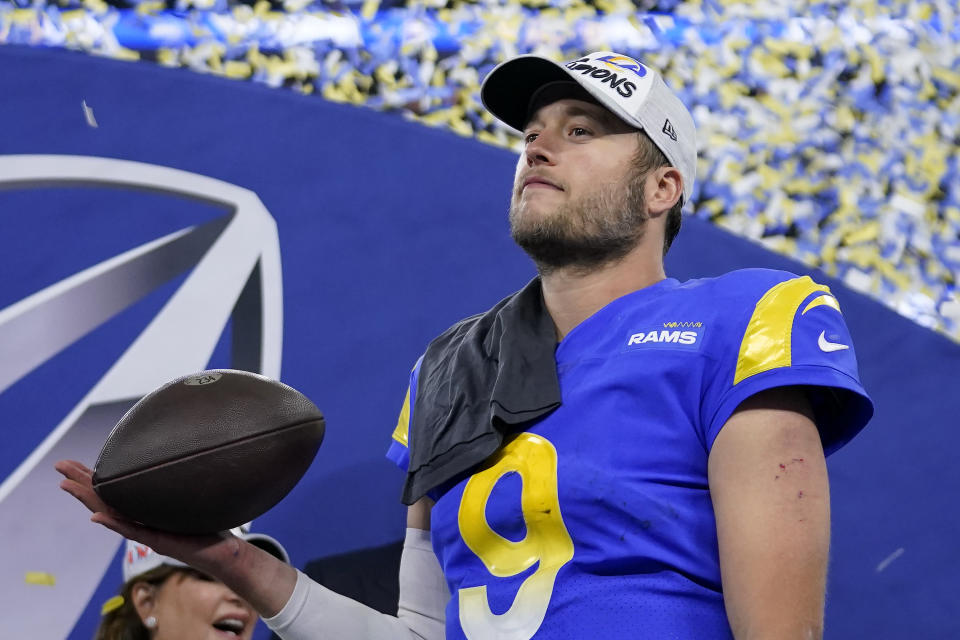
<box><xmin>81</xmin><ymin>100</ymin><xmax>98</xmax><ymax>128</ymax></box>
<box><xmin>941</xmin><ymin>298</ymin><xmax>960</xmax><ymax>323</ymax></box>
<box><xmin>843</xmin><ymin>268</ymin><xmax>874</xmax><ymax>292</ymax></box>
<box><xmin>875</xmin><ymin>547</ymin><xmax>906</xmax><ymax>573</ymax></box>
<box><xmin>889</xmin><ymin>193</ymin><xmax>926</xmax><ymax>219</ymax></box>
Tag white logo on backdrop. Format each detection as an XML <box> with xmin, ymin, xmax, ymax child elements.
<box><xmin>0</xmin><ymin>155</ymin><xmax>283</xmax><ymax>638</ymax></box>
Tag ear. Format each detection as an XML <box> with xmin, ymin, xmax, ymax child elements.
<box><xmin>645</xmin><ymin>167</ymin><xmax>683</xmax><ymax>218</ymax></box>
<box><xmin>130</xmin><ymin>581</ymin><xmax>157</xmax><ymax>624</ymax></box>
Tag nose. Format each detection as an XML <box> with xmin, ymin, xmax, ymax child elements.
<box><xmin>524</xmin><ymin>129</ymin><xmax>558</xmax><ymax>167</ymax></box>
<box><xmin>223</xmin><ymin>586</ymin><xmax>250</xmax><ymax>609</ymax></box>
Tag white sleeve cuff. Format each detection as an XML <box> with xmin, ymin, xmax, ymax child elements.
<box><xmin>262</xmin><ymin>568</ymin><xmax>312</xmax><ymax>632</ymax></box>
<box><xmin>263</xmin><ymin>528</ymin><xmax>446</xmax><ymax>640</ymax></box>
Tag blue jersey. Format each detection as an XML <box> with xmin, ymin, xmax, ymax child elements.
<box><xmin>387</xmin><ymin>269</ymin><xmax>873</xmax><ymax>640</ymax></box>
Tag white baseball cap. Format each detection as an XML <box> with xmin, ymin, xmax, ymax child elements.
<box><xmin>122</xmin><ymin>525</ymin><xmax>289</xmax><ymax>583</ymax></box>
<box><xmin>480</xmin><ymin>51</ymin><xmax>697</xmax><ymax>205</ymax></box>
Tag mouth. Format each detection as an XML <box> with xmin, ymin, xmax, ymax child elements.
<box><xmin>212</xmin><ymin>617</ymin><xmax>247</xmax><ymax>637</ymax></box>
<box><xmin>522</xmin><ymin>176</ymin><xmax>563</xmax><ymax>192</ymax></box>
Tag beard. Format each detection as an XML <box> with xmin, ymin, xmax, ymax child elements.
<box><xmin>509</xmin><ymin>168</ymin><xmax>648</xmax><ymax>275</ymax></box>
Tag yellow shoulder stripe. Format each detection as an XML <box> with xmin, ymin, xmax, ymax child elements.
<box><xmin>734</xmin><ymin>276</ymin><xmax>833</xmax><ymax>385</ymax></box>
<box><xmin>391</xmin><ymin>386</ymin><xmax>411</xmax><ymax>447</ymax></box>
<box><xmin>802</xmin><ymin>294</ymin><xmax>841</xmax><ymax>315</ymax></box>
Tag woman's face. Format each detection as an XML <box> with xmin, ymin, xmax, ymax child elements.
<box><xmin>147</xmin><ymin>570</ymin><xmax>256</xmax><ymax>640</ymax></box>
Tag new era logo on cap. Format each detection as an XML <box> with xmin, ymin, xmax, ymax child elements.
<box><xmin>663</xmin><ymin>119</ymin><xmax>677</xmax><ymax>141</ymax></box>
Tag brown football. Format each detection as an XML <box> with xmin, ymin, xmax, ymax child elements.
<box><xmin>92</xmin><ymin>369</ymin><xmax>324</xmax><ymax>534</ymax></box>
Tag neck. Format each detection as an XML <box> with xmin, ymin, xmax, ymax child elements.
<box><xmin>540</xmin><ymin>243</ymin><xmax>666</xmax><ymax>341</ymax></box>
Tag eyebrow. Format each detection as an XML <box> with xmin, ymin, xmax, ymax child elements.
<box><xmin>525</xmin><ymin>103</ymin><xmax>620</xmax><ymax>131</ymax></box>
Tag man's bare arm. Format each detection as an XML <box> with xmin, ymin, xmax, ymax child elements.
<box><xmin>56</xmin><ymin>459</ymin><xmax>299</xmax><ymax>616</ymax></box>
<box><xmin>57</xmin><ymin>459</ymin><xmax>443</xmax><ymax>633</ymax></box>
<box><xmin>708</xmin><ymin>386</ymin><xmax>830</xmax><ymax>640</ymax></box>
<box><xmin>407</xmin><ymin>496</ymin><xmax>432</xmax><ymax>530</ymax></box>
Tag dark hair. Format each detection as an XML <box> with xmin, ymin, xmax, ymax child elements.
<box><xmin>632</xmin><ymin>132</ymin><xmax>684</xmax><ymax>256</ymax></box>
<box><xmin>95</xmin><ymin>565</ymin><xmax>180</xmax><ymax>640</ymax></box>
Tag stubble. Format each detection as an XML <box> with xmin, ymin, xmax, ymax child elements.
<box><xmin>509</xmin><ymin>166</ymin><xmax>648</xmax><ymax>275</ymax></box>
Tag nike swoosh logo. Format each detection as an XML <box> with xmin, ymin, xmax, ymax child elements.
<box><xmin>818</xmin><ymin>331</ymin><xmax>850</xmax><ymax>352</ymax></box>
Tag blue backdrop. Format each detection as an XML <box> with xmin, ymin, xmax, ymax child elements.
<box><xmin>0</xmin><ymin>44</ymin><xmax>957</xmax><ymax>639</ymax></box>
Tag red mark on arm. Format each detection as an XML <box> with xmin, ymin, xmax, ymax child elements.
<box><xmin>775</xmin><ymin>458</ymin><xmax>806</xmax><ymax>480</ymax></box>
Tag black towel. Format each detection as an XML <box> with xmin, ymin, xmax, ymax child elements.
<box><xmin>400</xmin><ymin>277</ymin><xmax>562</xmax><ymax>505</ymax></box>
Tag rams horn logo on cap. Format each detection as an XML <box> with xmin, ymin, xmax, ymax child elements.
<box><xmin>596</xmin><ymin>54</ymin><xmax>648</xmax><ymax>79</ymax></box>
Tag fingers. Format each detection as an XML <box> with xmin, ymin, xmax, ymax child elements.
<box><xmin>58</xmin><ymin>477</ymin><xmax>104</xmax><ymax>513</ymax></box>
<box><xmin>53</xmin><ymin>459</ymin><xmax>93</xmax><ymax>480</ymax></box>
<box><xmin>55</xmin><ymin>459</ymin><xmax>114</xmax><ymax>516</ymax></box>
<box><xmin>55</xmin><ymin>460</ymin><xmax>228</xmax><ymax>573</ymax></box>
<box><xmin>61</xmin><ymin>481</ymin><xmax>110</xmax><ymax>516</ymax></box>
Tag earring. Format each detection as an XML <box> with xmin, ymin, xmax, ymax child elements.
<box><xmin>144</xmin><ymin>616</ymin><xmax>158</xmax><ymax>629</ymax></box>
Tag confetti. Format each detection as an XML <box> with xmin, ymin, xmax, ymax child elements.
<box><xmin>1</xmin><ymin>0</ymin><xmax>958</xmax><ymax>340</ymax></box>
<box><xmin>875</xmin><ymin>547</ymin><xmax>905</xmax><ymax>573</ymax></box>
<box><xmin>101</xmin><ymin>595</ymin><xmax>125</xmax><ymax>615</ymax></box>
<box><xmin>81</xmin><ymin>99</ymin><xmax>98</xmax><ymax>128</ymax></box>
<box><xmin>24</xmin><ymin>571</ymin><xmax>56</xmax><ymax>586</ymax></box>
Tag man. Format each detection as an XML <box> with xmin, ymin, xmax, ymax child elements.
<box><xmin>59</xmin><ymin>51</ymin><xmax>873</xmax><ymax>639</ymax></box>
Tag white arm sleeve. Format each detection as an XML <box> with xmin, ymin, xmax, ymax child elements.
<box><xmin>264</xmin><ymin>528</ymin><xmax>448</xmax><ymax>640</ymax></box>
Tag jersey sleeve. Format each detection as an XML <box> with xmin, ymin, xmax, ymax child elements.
<box><xmin>386</xmin><ymin>357</ymin><xmax>423</xmax><ymax>473</ymax></box>
<box><xmin>702</xmin><ymin>272</ymin><xmax>874</xmax><ymax>455</ymax></box>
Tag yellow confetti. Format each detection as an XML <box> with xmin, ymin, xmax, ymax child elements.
<box><xmin>101</xmin><ymin>595</ymin><xmax>124</xmax><ymax>615</ymax></box>
<box><xmin>111</xmin><ymin>48</ymin><xmax>141</xmax><ymax>62</ymax></box>
<box><xmin>756</xmin><ymin>165</ymin><xmax>781</xmax><ymax>190</ymax></box>
<box><xmin>476</xmin><ymin>130</ymin><xmax>506</xmax><ymax>147</ymax></box>
<box><xmin>783</xmin><ymin>178</ymin><xmax>819</xmax><ymax>196</ymax></box>
<box><xmin>360</xmin><ymin>0</ymin><xmax>380</xmax><ymax>21</ymax></box>
<box><xmin>9</xmin><ymin>8</ymin><xmax>37</xmax><ymax>24</ymax></box>
<box><xmin>321</xmin><ymin>84</ymin><xmax>347</xmax><ymax>103</ymax></box>
<box><xmin>135</xmin><ymin>0</ymin><xmax>164</xmax><ymax>15</ymax></box>
<box><xmin>25</xmin><ymin>572</ymin><xmax>55</xmax><ymax>586</ymax></box>
<box><xmin>355</xmin><ymin>74</ymin><xmax>373</xmax><ymax>92</ymax></box>
<box><xmin>717</xmin><ymin>82</ymin><xmax>746</xmax><ymax>110</ymax></box>
<box><xmin>81</xmin><ymin>0</ymin><xmax>109</xmax><ymax>14</ymax></box>
<box><xmin>877</xmin><ymin>260</ymin><xmax>913</xmax><ymax>290</ymax></box>
<box><xmin>156</xmin><ymin>48</ymin><xmax>177</xmax><ymax>67</ymax></box>
<box><xmin>843</xmin><ymin>222</ymin><xmax>880</xmax><ymax>245</ymax></box>
<box><xmin>859</xmin><ymin>151</ymin><xmax>882</xmax><ymax>174</ymax></box>
<box><xmin>755</xmin><ymin>51</ymin><xmax>790</xmax><ymax>78</ymax></box>
<box><xmin>701</xmin><ymin>198</ymin><xmax>726</xmax><ymax>216</ymax></box>
<box><xmin>910</xmin><ymin>3</ymin><xmax>933</xmax><ymax>20</ymax></box>
<box><xmin>861</xmin><ymin>44</ymin><xmax>885</xmax><ymax>84</ymax></box>
<box><xmin>762</xmin><ymin>38</ymin><xmax>813</xmax><ymax>61</ymax></box>
<box><xmin>59</xmin><ymin>9</ymin><xmax>87</xmax><ymax>21</ymax></box>
<box><xmin>821</xmin><ymin>245</ymin><xmax>837</xmax><ymax>267</ymax></box>
<box><xmin>834</xmin><ymin>105</ymin><xmax>855</xmax><ymax>131</ymax></box>
<box><xmin>253</xmin><ymin>0</ymin><xmax>271</xmax><ymax>16</ymax></box>
<box><xmin>931</xmin><ymin>67</ymin><xmax>960</xmax><ymax>90</ymax></box>
<box><xmin>223</xmin><ymin>61</ymin><xmax>252</xmax><ymax>79</ymax></box>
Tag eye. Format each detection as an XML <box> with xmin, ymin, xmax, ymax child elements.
<box><xmin>524</xmin><ymin>132</ymin><xmax>539</xmax><ymax>144</ymax></box>
<box><xmin>570</xmin><ymin>126</ymin><xmax>591</xmax><ymax>137</ymax></box>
